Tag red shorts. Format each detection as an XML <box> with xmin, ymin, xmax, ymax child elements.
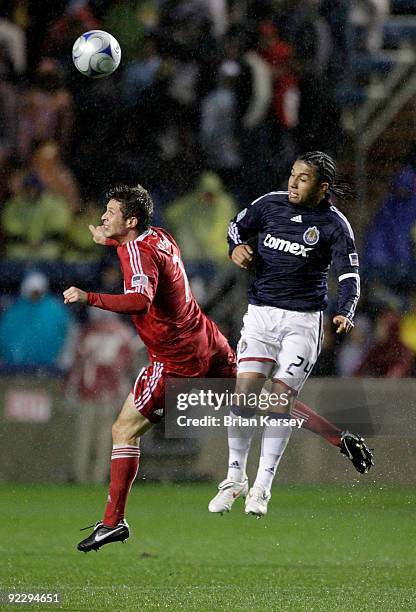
<box><xmin>132</xmin><ymin>346</ymin><xmax>236</xmax><ymax>423</ymax></box>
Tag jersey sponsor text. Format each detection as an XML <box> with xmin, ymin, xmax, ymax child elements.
<box><xmin>264</xmin><ymin>233</ymin><xmax>313</xmax><ymax>257</ymax></box>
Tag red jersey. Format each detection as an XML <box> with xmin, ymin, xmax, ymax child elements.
<box><xmin>115</xmin><ymin>227</ymin><xmax>230</xmax><ymax>374</ymax></box>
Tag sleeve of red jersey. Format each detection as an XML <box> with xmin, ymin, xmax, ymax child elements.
<box><xmin>122</xmin><ymin>240</ymin><xmax>159</xmax><ymax>302</ymax></box>
<box><xmin>87</xmin><ymin>292</ymin><xmax>150</xmax><ymax>314</ymax></box>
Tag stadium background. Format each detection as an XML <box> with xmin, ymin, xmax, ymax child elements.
<box><xmin>0</xmin><ymin>1</ymin><xmax>415</xmax><ymax>610</ymax></box>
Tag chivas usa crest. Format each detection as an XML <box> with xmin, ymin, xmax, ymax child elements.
<box><xmin>303</xmin><ymin>226</ymin><xmax>320</xmax><ymax>246</ymax></box>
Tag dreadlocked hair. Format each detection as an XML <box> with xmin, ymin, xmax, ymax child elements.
<box><xmin>298</xmin><ymin>151</ymin><xmax>355</xmax><ymax>201</ymax></box>
<box><xmin>106</xmin><ymin>184</ymin><xmax>153</xmax><ymax>232</ymax></box>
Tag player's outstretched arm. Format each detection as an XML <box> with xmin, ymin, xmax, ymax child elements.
<box><xmin>63</xmin><ymin>286</ymin><xmax>151</xmax><ymax>314</ymax></box>
<box><xmin>231</xmin><ymin>244</ymin><xmax>254</xmax><ymax>269</ymax></box>
<box><xmin>333</xmin><ymin>315</ymin><xmax>354</xmax><ymax>335</ymax></box>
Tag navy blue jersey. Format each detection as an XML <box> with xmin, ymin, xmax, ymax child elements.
<box><xmin>227</xmin><ymin>191</ymin><xmax>360</xmax><ymax>318</ymax></box>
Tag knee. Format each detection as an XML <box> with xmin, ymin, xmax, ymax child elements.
<box><xmin>112</xmin><ymin>420</ymin><xmax>133</xmax><ymax>445</ymax></box>
<box><xmin>234</xmin><ymin>375</ymin><xmax>264</xmax><ymax>398</ymax></box>
<box><xmin>268</xmin><ymin>382</ymin><xmax>295</xmax><ymax>414</ymax></box>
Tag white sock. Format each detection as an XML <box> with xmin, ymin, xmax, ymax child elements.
<box><xmin>226</xmin><ymin>405</ymin><xmax>256</xmax><ymax>482</ymax></box>
<box><xmin>253</xmin><ymin>413</ymin><xmax>292</xmax><ymax>491</ymax></box>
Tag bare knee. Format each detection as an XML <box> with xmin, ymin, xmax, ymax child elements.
<box><xmin>234</xmin><ymin>372</ymin><xmax>266</xmax><ymax>405</ymax></box>
<box><xmin>111</xmin><ymin>412</ymin><xmax>153</xmax><ymax>446</ymax></box>
<box><xmin>269</xmin><ymin>381</ymin><xmax>295</xmax><ymax>415</ymax></box>
<box><xmin>112</xmin><ymin>420</ymin><xmax>136</xmax><ymax>445</ymax></box>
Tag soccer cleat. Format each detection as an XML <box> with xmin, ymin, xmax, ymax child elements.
<box><xmin>77</xmin><ymin>519</ymin><xmax>130</xmax><ymax>552</ymax></box>
<box><xmin>245</xmin><ymin>485</ymin><xmax>271</xmax><ymax>517</ymax></box>
<box><xmin>208</xmin><ymin>478</ymin><xmax>249</xmax><ymax>514</ymax></box>
<box><xmin>340</xmin><ymin>431</ymin><xmax>374</xmax><ymax>474</ymax></box>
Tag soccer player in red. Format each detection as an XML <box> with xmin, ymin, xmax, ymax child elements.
<box><xmin>63</xmin><ymin>184</ymin><xmax>236</xmax><ymax>552</ymax></box>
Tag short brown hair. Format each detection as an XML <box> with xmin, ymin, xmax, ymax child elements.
<box><xmin>106</xmin><ymin>184</ymin><xmax>153</xmax><ymax>232</ymax></box>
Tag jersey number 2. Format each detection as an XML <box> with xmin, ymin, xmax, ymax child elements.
<box><xmin>286</xmin><ymin>356</ymin><xmax>313</xmax><ymax>377</ymax></box>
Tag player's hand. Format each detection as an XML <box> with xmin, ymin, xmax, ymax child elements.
<box><xmin>231</xmin><ymin>244</ymin><xmax>254</xmax><ymax>269</ymax></box>
<box><xmin>89</xmin><ymin>224</ymin><xmax>107</xmax><ymax>245</ymax></box>
<box><xmin>333</xmin><ymin>315</ymin><xmax>354</xmax><ymax>335</ymax></box>
<box><xmin>63</xmin><ymin>286</ymin><xmax>88</xmax><ymax>305</ymax></box>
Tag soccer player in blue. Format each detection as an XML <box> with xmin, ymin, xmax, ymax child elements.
<box><xmin>209</xmin><ymin>151</ymin><xmax>374</xmax><ymax>517</ymax></box>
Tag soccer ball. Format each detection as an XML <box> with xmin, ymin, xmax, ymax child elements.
<box><xmin>72</xmin><ymin>30</ymin><xmax>121</xmax><ymax>78</ymax></box>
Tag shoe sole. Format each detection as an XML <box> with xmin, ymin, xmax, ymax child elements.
<box><xmin>78</xmin><ymin>533</ymin><xmax>129</xmax><ymax>553</ymax></box>
<box><xmin>341</xmin><ymin>442</ymin><xmax>374</xmax><ymax>473</ymax></box>
<box><xmin>245</xmin><ymin>494</ymin><xmax>269</xmax><ymax>518</ymax></box>
<box><xmin>245</xmin><ymin>508</ymin><xmax>267</xmax><ymax>518</ymax></box>
<box><xmin>79</xmin><ymin>538</ymin><xmax>128</xmax><ymax>553</ymax></box>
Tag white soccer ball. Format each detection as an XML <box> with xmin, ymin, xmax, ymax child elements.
<box><xmin>72</xmin><ymin>30</ymin><xmax>121</xmax><ymax>78</ymax></box>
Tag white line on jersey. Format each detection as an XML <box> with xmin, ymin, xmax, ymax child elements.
<box><xmin>330</xmin><ymin>205</ymin><xmax>355</xmax><ymax>240</ymax></box>
<box><xmin>250</xmin><ymin>191</ymin><xmax>289</xmax><ymax>206</ymax></box>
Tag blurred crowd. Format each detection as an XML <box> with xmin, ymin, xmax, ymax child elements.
<box><xmin>0</xmin><ymin>0</ymin><xmax>415</xmax><ymax>379</ymax></box>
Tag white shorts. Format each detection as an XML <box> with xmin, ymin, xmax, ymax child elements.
<box><xmin>237</xmin><ymin>304</ymin><xmax>324</xmax><ymax>393</ymax></box>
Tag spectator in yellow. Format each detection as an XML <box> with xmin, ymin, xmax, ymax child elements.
<box><xmin>2</xmin><ymin>171</ymin><xmax>71</xmax><ymax>261</ymax></box>
<box><xmin>165</xmin><ymin>171</ymin><xmax>236</xmax><ymax>267</ymax></box>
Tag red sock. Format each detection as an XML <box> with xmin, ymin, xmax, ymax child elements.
<box><xmin>292</xmin><ymin>400</ymin><xmax>342</xmax><ymax>447</ymax></box>
<box><xmin>103</xmin><ymin>445</ymin><xmax>140</xmax><ymax>527</ymax></box>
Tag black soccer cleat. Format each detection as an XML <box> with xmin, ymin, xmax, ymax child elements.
<box><xmin>340</xmin><ymin>431</ymin><xmax>374</xmax><ymax>474</ymax></box>
<box><xmin>77</xmin><ymin>519</ymin><xmax>130</xmax><ymax>553</ymax></box>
